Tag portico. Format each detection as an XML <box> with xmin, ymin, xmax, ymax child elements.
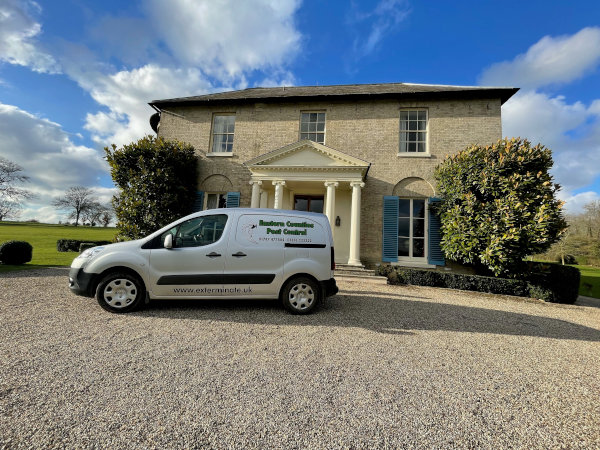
<box><xmin>245</xmin><ymin>140</ymin><xmax>370</xmax><ymax>266</ymax></box>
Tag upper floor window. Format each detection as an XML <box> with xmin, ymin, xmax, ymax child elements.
<box><xmin>211</xmin><ymin>114</ymin><xmax>235</xmax><ymax>153</ymax></box>
<box><xmin>399</xmin><ymin>110</ymin><xmax>427</xmax><ymax>153</ymax></box>
<box><xmin>300</xmin><ymin>112</ymin><xmax>325</xmax><ymax>144</ymax></box>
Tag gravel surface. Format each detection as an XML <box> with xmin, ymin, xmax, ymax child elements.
<box><xmin>1</xmin><ymin>268</ymin><xmax>599</xmax><ymax>449</ymax></box>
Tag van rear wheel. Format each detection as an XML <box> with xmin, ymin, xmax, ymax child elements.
<box><xmin>281</xmin><ymin>277</ymin><xmax>320</xmax><ymax>314</ymax></box>
<box><xmin>96</xmin><ymin>272</ymin><xmax>145</xmax><ymax>313</ymax></box>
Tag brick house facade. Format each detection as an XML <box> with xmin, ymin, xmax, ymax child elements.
<box><xmin>150</xmin><ymin>83</ymin><xmax>518</xmax><ymax>268</ymax></box>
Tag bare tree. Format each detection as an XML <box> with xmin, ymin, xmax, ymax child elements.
<box><xmin>100</xmin><ymin>210</ymin><xmax>113</xmax><ymax>227</ymax></box>
<box><xmin>0</xmin><ymin>157</ymin><xmax>32</xmax><ymax>212</ymax></box>
<box><xmin>52</xmin><ymin>186</ymin><xmax>99</xmax><ymax>226</ymax></box>
<box><xmin>0</xmin><ymin>198</ymin><xmax>22</xmax><ymax>221</ymax></box>
<box><xmin>81</xmin><ymin>202</ymin><xmax>110</xmax><ymax>226</ymax></box>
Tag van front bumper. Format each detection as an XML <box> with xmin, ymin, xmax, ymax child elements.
<box><xmin>321</xmin><ymin>278</ymin><xmax>339</xmax><ymax>297</ymax></box>
<box><xmin>69</xmin><ymin>268</ymin><xmax>95</xmax><ymax>297</ymax></box>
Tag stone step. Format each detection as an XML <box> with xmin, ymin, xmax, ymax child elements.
<box><xmin>335</xmin><ymin>274</ymin><xmax>389</xmax><ymax>285</ymax></box>
<box><xmin>335</xmin><ymin>268</ymin><xmax>377</xmax><ymax>276</ymax></box>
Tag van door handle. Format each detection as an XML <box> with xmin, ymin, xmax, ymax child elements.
<box><xmin>232</xmin><ymin>252</ymin><xmax>247</xmax><ymax>258</ymax></box>
<box><xmin>206</xmin><ymin>252</ymin><xmax>221</xmax><ymax>258</ymax></box>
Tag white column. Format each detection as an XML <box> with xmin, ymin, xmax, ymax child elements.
<box><xmin>260</xmin><ymin>191</ymin><xmax>268</xmax><ymax>208</ymax></box>
<box><xmin>272</xmin><ymin>181</ymin><xmax>286</xmax><ymax>209</ymax></box>
<box><xmin>348</xmin><ymin>181</ymin><xmax>365</xmax><ymax>266</ymax></box>
<box><xmin>324</xmin><ymin>181</ymin><xmax>338</xmax><ymax>228</ymax></box>
<box><xmin>249</xmin><ymin>180</ymin><xmax>262</xmax><ymax>208</ymax></box>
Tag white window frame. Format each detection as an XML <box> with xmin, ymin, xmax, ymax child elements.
<box><xmin>204</xmin><ymin>192</ymin><xmax>227</xmax><ymax>210</ymax></box>
<box><xmin>209</xmin><ymin>113</ymin><xmax>236</xmax><ymax>155</ymax></box>
<box><xmin>299</xmin><ymin>111</ymin><xmax>326</xmax><ymax>144</ymax></box>
<box><xmin>398</xmin><ymin>109</ymin><xmax>429</xmax><ymax>156</ymax></box>
<box><xmin>397</xmin><ymin>198</ymin><xmax>428</xmax><ymax>263</ymax></box>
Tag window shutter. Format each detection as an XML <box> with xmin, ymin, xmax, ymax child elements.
<box><xmin>192</xmin><ymin>191</ymin><xmax>204</xmax><ymax>212</ymax></box>
<box><xmin>428</xmin><ymin>197</ymin><xmax>445</xmax><ymax>266</ymax></box>
<box><xmin>382</xmin><ymin>196</ymin><xmax>399</xmax><ymax>262</ymax></box>
<box><xmin>226</xmin><ymin>191</ymin><xmax>240</xmax><ymax>208</ymax></box>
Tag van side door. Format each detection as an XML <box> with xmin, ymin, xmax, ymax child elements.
<box><xmin>223</xmin><ymin>213</ymin><xmax>284</xmax><ymax>297</ymax></box>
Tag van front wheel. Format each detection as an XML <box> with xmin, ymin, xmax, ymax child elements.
<box><xmin>281</xmin><ymin>277</ymin><xmax>320</xmax><ymax>314</ymax></box>
<box><xmin>96</xmin><ymin>272</ymin><xmax>145</xmax><ymax>313</ymax></box>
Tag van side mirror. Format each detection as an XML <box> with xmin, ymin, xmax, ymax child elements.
<box><xmin>164</xmin><ymin>234</ymin><xmax>173</xmax><ymax>249</ymax></box>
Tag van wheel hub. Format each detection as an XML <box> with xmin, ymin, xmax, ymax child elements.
<box><xmin>289</xmin><ymin>283</ymin><xmax>314</xmax><ymax>310</ymax></box>
<box><xmin>103</xmin><ymin>279</ymin><xmax>137</xmax><ymax>308</ymax></box>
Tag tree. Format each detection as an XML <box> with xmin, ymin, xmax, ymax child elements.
<box><xmin>0</xmin><ymin>198</ymin><xmax>21</xmax><ymax>221</ymax></box>
<box><xmin>105</xmin><ymin>135</ymin><xmax>198</xmax><ymax>240</ymax></box>
<box><xmin>52</xmin><ymin>186</ymin><xmax>99</xmax><ymax>226</ymax></box>
<box><xmin>434</xmin><ymin>138</ymin><xmax>567</xmax><ymax>277</ymax></box>
<box><xmin>0</xmin><ymin>157</ymin><xmax>32</xmax><ymax>216</ymax></box>
<box><xmin>81</xmin><ymin>202</ymin><xmax>110</xmax><ymax>226</ymax></box>
<box><xmin>100</xmin><ymin>210</ymin><xmax>113</xmax><ymax>227</ymax></box>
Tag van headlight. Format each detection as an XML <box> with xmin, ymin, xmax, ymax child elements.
<box><xmin>79</xmin><ymin>246</ymin><xmax>105</xmax><ymax>259</ymax></box>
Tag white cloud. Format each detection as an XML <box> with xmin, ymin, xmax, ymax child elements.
<box><xmin>144</xmin><ymin>0</ymin><xmax>302</xmax><ymax>79</ymax></box>
<box><xmin>480</xmin><ymin>27</ymin><xmax>600</xmax><ymax>89</ymax></box>
<box><xmin>82</xmin><ymin>65</ymin><xmax>215</xmax><ymax>147</ymax></box>
<box><xmin>560</xmin><ymin>191</ymin><xmax>600</xmax><ymax>215</ymax></box>
<box><xmin>348</xmin><ymin>0</ymin><xmax>410</xmax><ymax>59</ymax></box>
<box><xmin>0</xmin><ymin>0</ymin><xmax>59</xmax><ymax>73</ymax></box>
<box><xmin>501</xmin><ymin>91</ymin><xmax>600</xmax><ymax>208</ymax></box>
<box><xmin>0</xmin><ymin>103</ymin><xmax>111</xmax><ymax>222</ymax></box>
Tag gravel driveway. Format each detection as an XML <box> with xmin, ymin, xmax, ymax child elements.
<box><xmin>1</xmin><ymin>268</ymin><xmax>599</xmax><ymax>449</ymax></box>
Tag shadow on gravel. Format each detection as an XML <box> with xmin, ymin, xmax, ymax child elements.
<box><xmin>138</xmin><ymin>291</ymin><xmax>600</xmax><ymax>342</ymax></box>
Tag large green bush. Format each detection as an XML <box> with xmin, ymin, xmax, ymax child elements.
<box><xmin>434</xmin><ymin>138</ymin><xmax>567</xmax><ymax>277</ymax></box>
<box><xmin>105</xmin><ymin>135</ymin><xmax>199</xmax><ymax>240</ymax></box>
<box><xmin>0</xmin><ymin>240</ymin><xmax>33</xmax><ymax>264</ymax></box>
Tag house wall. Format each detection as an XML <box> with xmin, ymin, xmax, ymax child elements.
<box><xmin>158</xmin><ymin>97</ymin><xmax>502</xmax><ymax>266</ymax></box>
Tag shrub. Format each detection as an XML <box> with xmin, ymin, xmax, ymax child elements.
<box><xmin>57</xmin><ymin>239</ymin><xmax>111</xmax><ymax>252</ymax></box>
<box><xmin>377</xmin><ymin>262</ymin><xmax>580</xmax><ymax>304</ymax></box>
<box><xmin>0</xmin><ymin>240</ymin><xmax>33</xmax><ymax>264</ymax></box>
<box><xmin>434</xmin><ymin>138</ymin><xmax>567</xmax><ymax>278</ymax></box>
<box><xmin>105</xmin><ymin>135</ymin><xmax>199</xmax><ymax>240</ymax></box>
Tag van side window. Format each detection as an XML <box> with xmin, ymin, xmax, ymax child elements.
<box><xmin>160</xmin><ymin>214</ymin><xmax>228</xmax><ymax>248</ymax></box>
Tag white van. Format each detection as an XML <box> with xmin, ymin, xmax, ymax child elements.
<box><xmin>69</xmin><ymin>208</ymin><xmax>338</xmax><ymax>314</ymax></box>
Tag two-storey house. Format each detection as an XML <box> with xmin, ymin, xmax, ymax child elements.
<box><xmin>149</xmin><ymin>83</ymin><xmax>518</xmax><ymax>268</ymax></box>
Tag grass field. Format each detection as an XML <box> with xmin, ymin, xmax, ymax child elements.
<box><xmin>576</xmin><ymin>264</ymin><xmax>600</xmax><ymax>299</ymax></box>
<box><xmin>0</xmin><ymin>222</ymin><xmax>117</xmax><ymax>272</ymax></box>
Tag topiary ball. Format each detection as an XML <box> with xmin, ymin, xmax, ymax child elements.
<box><xmin>0</xmin><ymin>240</ymin><xmax>33</xmax><ymax>265</ymax></box>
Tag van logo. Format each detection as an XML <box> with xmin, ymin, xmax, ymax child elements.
<box><xmin>242</xmin><ymin>222</ymin><xmax>259</xmax><ymax>244</ymax></box>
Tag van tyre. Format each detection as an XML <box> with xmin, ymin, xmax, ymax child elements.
<box><xmin>96</xmin><ymin>272</ymin><xmax>145</xmax><ymax>313</ymax></box>
<box><xmin>281</xmin><ymin>276</ymin><xmax>320</xmax><ymax>314</ymax></box>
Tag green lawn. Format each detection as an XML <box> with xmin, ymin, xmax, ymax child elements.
<box><xmin>0</xmin><ymin>222</ymin><xmax>117</xmax><ymax>272</ymax></box>
<box><xmin>576</xmin><ymin>264</ymin><xmax>600</xmax><ymax>299</ymax></box>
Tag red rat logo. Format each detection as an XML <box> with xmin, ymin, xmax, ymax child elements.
<box><xmin>242</xmin><ymin>222</ymin><xmax>258</xmax><ymax>244</ymax></box>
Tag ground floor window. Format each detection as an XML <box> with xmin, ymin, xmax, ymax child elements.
<box><xmin>294</xmin><ymin>195</ymin><xmax>324</xmax><ymax>213</ymax></box>
<box><xmin>398</xmin><ymin>198</ymin><xmax>426</xmax><ymax>258</ymax></box>
<box><xmin>205</xmin><ymin>192</ymin><xmax>227</xmax><ymax>209</ymax></box>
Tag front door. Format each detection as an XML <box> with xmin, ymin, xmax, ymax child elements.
<box><xmin>148</xmin><ymin>214</ymin><xmax>230</xmax><ymax>297</ymax></box>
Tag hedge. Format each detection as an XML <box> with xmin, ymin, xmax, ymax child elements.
<box><xmin>57</xmin><ymin>239</ymin><xmax>111</xmax><ymax>252</ymax></box>
<box><xmin>0</xmin><ymin>240</ymin><xmax>33</xmax><ymax>265</ymax></box>
<box><xmin>376</xmin><ymin>262</ymin><xmax>580</xmax><ymax>304</ymax></box>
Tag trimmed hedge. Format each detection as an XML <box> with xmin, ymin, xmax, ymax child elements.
<box><xmin>0</xmin><ymin>240</ymin><xmax>33</xmax><ymax>265</ymax></box>
<box><xmin>377</xmin><ymin>262</ymin><xmax>580</xmax><ymax>304</ymax></box>
<box><xmin>57</xmin><ymin>239</ymin><xmax>111</xmax><ymax>252</ymax></box>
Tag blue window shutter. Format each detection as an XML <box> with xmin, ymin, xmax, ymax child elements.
<box><xmin>382</xmin><ymin>196</ymin><xmax>399</xmax><ymax>262</ymax></box>
<box><xmin>428</xmin><ymin>197</ymin><xmax>445</xmax><ymax>266</ymax></box>
<box><xmin>226</xmin><ymin>191</ymin><xmax>240</xmax><ymax>208</ymax></box>
<box><xmin>193</xmin><ymin>191</ymin><xmax>204</xmax><ymax>212</ymax></box>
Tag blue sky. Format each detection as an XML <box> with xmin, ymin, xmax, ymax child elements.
<box><xmin>1</xmin><ymin>0</ymin><xmax>599</xmax><ymax>222</ymax></box>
